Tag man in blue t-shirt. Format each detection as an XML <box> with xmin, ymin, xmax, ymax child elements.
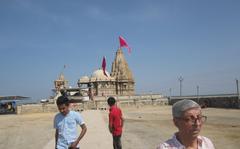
<box><xmin>54</xmin><ymin>96</ymin><xmax>87</xmax><ymax>149</ymax></box>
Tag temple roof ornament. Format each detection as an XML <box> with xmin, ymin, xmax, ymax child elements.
<box><xmin>59</xmin><ymin>73</ymin><xmax>65</xmax><ymax>81</ymax></box>
<box><xmin>111</xmin><ymin>48</ymin><xmax>134</xmax><ymax>81</ymax></box>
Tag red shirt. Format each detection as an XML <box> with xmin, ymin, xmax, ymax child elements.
<box><xmin>109</xmin><ymin>105</ymin><xmax>123</xmax><ymax>136</ymax></box>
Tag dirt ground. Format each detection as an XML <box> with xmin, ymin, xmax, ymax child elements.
<box><xmin>120</xmin><ymin>105</ymin><xmax>240</xmax><ymax>149</ymax></box>
<box><xmin>0</xmin><ymin>113</ymin><xmax>55</xmax><ymax>149</ymax></box>
<box><xmin>0</xmin><ymin>106</ymin><xmax>240</xmax><ymax>149</ymax></box>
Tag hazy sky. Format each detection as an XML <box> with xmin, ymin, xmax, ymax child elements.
<box><xmin>1</xmin><ymin>0</ymin><xmax>240</xmax><ymax>100</ymax></box>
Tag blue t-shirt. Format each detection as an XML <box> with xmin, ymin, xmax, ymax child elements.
<box><xmin>54</xmin><ymin>111</ymin><xmax>85</xmax><ymax>149</ymax></box>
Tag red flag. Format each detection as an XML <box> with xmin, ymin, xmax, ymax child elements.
<box><xmin>119</xmin><ymin>36</ymin><xmax>131</xmax><ymax>53</ymax></box>
<box><xmin>102</xmin><ymin>56</ymin><xmax>108</xmax><ymax>77</ymax></box>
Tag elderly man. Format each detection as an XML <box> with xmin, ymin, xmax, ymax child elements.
<box><xmin>157</xmin><ymin>99</ymin><xmax>215</xmax><ymax>149</ymax></box>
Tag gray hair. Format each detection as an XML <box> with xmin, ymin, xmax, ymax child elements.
<box><xmin>172</xmin><ymin>99</ymin><xmax>200</xmax><ymax>118</ymax></box>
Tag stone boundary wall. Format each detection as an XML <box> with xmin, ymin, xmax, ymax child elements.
<box><xmin>17</xmin><ymin>94</ymin><xmax>168</xmax><ymax>114</ymax></box>
<box><xmin>169</xmin><ymin>96</ymin><xmax>240</xmax><ymax>109</ymax></box>
<box><xmin>94</xmin><ymin>96</ymin><xmax>168</xmax><ymax>110</ymax></box>
<box><xmin>62</xmin><ymin>96</ymin><xmax>168</xmax><ymax>111</ymax></box>
<box><xmin>17</xmin><ymin>104</ymin><xmax>58</xmax><ymax>114</ymax></box>
<box><xmin>93</xmin><ymin>94</ymin><xmax>164</xmax><ymax>101</ymax></box>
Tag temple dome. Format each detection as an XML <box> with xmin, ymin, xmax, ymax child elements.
<box><xmin>91</xmin><ymin>69</ymin><xmax>111</xmax><ymax>80</ymax></box>
<box><xmin>79</xmin><ymin>76</ymin><xmax>89</xmax><ymax>82</ymax></box>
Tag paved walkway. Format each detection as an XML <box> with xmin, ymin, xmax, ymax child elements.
<box><xmin>43</xmin><ymin>110</ymin><xmax>112</xmax><ymax>149</ymax></box>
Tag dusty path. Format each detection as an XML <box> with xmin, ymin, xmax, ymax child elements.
<box><xmin>43</xmin><ymin>110</ymin><xmax>112</xmax><ymax>149</ymax></box>
<box><xmin>0</xmin><ymin>113</ymin><xmax>55</xmax><ymax>149</ymax></box>
<box><xmin>0</xmin><ymin>106</ymin><xmax>240</xmax><ymax>149</ymax></box>
<box><xmin>0</xmin><ymin>110</ymin><xmax>113</xmax><ymax>149</ymax></box>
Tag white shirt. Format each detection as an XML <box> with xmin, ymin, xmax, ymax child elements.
<box><xmin>54</xmin><ymin>111</ymin><xmax>85</xmax><ymax>149</ymax></box>
<box><xmin>156</xmin><ymin>134</ymin><xmax>215</xmax><ymax>149</ymax></box>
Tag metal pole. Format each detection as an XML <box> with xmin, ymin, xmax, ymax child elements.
<box><xmin>150</xmin><ymin>91</ymin><xmax>152</xmax><ymax>100</ymax></box>
<box><xmin>178</xmin><ymin>76</ymin><xmax>183</xmax><ymax>96</ymax></box>
<box><xmin>197</xmin><ymin>85</ymin><xmax>199</xmax><ymax>103</ymax></box>
<box><xmin>236</xmin><ymin>79</ymin><xmax>239</xmax><ymax>97</ymax></box>
<box><xmin>169</xmin><ymin>88</ymin><xmax>172</xmax><ymax>103</ymax></box>
<box><xmin>236</xmin><ymin>79</ymin><xmax>240</xmax><ymax>108</ymax></box>
<box><xmin>150</xmin><ymin>91</ymin><xmax>154</xmax><ymax>105</ymax></box>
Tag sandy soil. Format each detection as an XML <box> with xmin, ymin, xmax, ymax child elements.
<box><xmin>0</xmin><ymin>106</ymin><xmax>240</xmax><ymax>149</ymax></box>
<box><xmin>120</xmin><ymin>105</ymin><xmax>240</xmax><ymax>149</ymax></box>
<box><xmin>0</xmin><ymin>113</ymin><xmax>55</xmax><ymax>149</ymax></box>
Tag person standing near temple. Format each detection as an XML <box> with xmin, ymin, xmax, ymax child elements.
<box><xmin>54</xmin><ymin>96</ymin><xmax>87</xmax><ymax>149</ymax></box>
<box><xmin>107</xmin><ymin>97</ymin><xmax>124</xmax><ymax>149</ymax></box>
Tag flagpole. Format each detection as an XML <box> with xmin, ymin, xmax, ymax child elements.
<box><xmin>61</xmin><ymin>65</ymin><xmax>66</xmax><ymax>75</ymax></box>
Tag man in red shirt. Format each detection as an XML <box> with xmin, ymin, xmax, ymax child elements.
<box><xmin>107</xmin><ymin>97</ymin><xmax>124</xmax><ymax>149</ymax></box>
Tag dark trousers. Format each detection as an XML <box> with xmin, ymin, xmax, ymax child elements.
<box><xmin>113</xmin><ymin>135</ymin><xmax>122</xmax><ymax>149</ymax></box>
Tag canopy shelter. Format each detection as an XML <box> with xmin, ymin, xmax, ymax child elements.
<box><xmin>0</xmin><ymin>96</ymin><xmax>29</xmax><ymax>101</ymax></box>
<box><xmin>0</xmin><ymin>96</ymin><xmax>30</xmax><ymax>114</ymax></box>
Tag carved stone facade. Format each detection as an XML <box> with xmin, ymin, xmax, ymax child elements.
<box><xmin>78</xmin><ymin>48</ymin><xmax>135</xmax><ymax>96</ymax></box>
<box><xmin>54</xmin><ymin>73</ymin><xmax>68</xmax><ymax>92</ymax></box>
<box><xmin>111</xmin><ymin>48</ymin><xmax>135</xmax><ymax>95</ymax></box>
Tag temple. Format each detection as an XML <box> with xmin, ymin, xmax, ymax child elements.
<box><xmin>53</xmin><ymin>48</ymin><xmax>135</xmax><ymax>100</ymax></box>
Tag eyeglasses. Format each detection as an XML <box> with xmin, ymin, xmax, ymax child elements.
<box><xmin>178</xmin><ymin>115</ymin><xmax>207</xmax><ymax>124</ymax></box>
